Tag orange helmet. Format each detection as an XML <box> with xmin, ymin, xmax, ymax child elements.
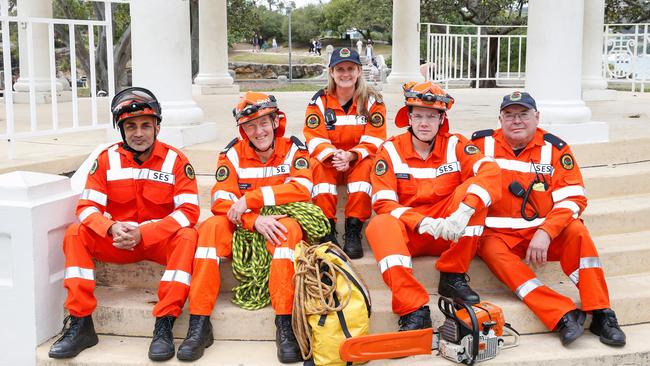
<box><xmin>395</xmin><ymin>81</ymin><xmax>454</xmax><ymax>128</ymax></box>
<box><xmin>232</xmin><ymin>91</ymin><xmax>286</xmax><ymax>138</ymax></box>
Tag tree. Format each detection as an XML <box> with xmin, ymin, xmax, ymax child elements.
<box><xmin>420</xmin><ymin>0</ymin><xmax>528</xmax><ymax>87</ymax></box>
<box><xmin>323</xmin><ymin>0</ymin><xmax>392</xmax><ymax>40</ymax></box>
<box><xmin>605</xmin><ymin>0</ymin><xmax>650</xmax><ymax>23</ymax></box>
<box><xmin>52</xmin><ymin>0</ymin><xmax>131</xmax><ymax>92</ymax></box>
<box><xmin>282</xmin><ymin>4</ymin><xmax>325</xmax><ymax>45</ymax></box>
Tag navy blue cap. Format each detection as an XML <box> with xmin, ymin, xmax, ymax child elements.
<box><xmin>500</xmin><ymin>91</ymin><xmax>537</xmax><ymax>111</ymax></box>
<box><xmin>329</xmin><ymin>47</ymin><xmax>362</xmax><ymax>68</ymax></box>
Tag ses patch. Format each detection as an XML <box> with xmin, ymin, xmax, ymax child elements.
<box><xmin>89</xmin><ymin>159</ymin><xmax>98</xmax><ymax>175</ymax></box>
<box><xmin>370</xmin><ymin>112</ymin><xmax>385</xmax><ymax>127</ymax></box>
<box><xmin>560</xmin><ymin>153</ymin><xmax>574</xmax><ymax>170</ymax></box>
<box><xmin>306</xmin><ymin>114</ymin><xmax>321</xmax><ymax>129</ymax></box>
<box><xmin>464</xmin><ymin>144</ymin><xmax>480</xmax><ymax>155</ymax></box>
<box><xmin>294</xmin><ymin>157</ymin><xmax>309</xmax><ymax>170</ymax></box>
<box><xmin>215</xmin><ymin>166</ymin><xmax>230</xmax><ymax>182</ymax></box>
<box><xmin>184</xmin><ymin>163</ymin><xmax>195</xmax><ymax>180</ymax></box>
<box><xmin>374</xmin><ymin>159</ymin><xmax>388</xmax><ymax>176</ymax></box>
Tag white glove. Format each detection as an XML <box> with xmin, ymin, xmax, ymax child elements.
<box><xmin>440</xmin><ymin>203</ymin><xmax>476</xmax><ymax>242</ymax></box>
<box><xmin>418</xmin><ymin>217</ymin><xmax>445</xmax><ymax>238</ymax></box>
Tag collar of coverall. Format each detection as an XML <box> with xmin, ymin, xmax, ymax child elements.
<box><xmin>399</xmin><ymin>130</ymin><xmax>449</xmax><ymax>161</ymax></box>
<box><xmin>327</xmin><ymin>89</ymin><xmax>358</xmax><ymax>112</ymax></box>
<box><xmin>241</xmin><ymin>135</ymin><xmax>287</xmax><ymax>163</ymax></box>
<box><xmin>117</xmin><ymin>139</ymin><xmax>165</xmax><ymax>161</ymax></box>
<box><xmin>493</xmin><ymin>127</ymin><xmax>546</xmax><ymax>154</ymax></box>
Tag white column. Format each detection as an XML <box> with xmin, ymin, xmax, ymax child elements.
<box><xmin>193</xmin><ymin>0</ymin><xmax>239</xmax><ymax>95</ymax></box>
<box><xmin>582</xmin><ymin>0</ymin><xmax>616</xmax><ymax>101</ymax></box>
<box><xmin>130</xmin><ymin>0</ymin><xmax>216</xmax><ymax>147</ymax></box>
<box><xmin>525</xmin><ymin>0</ymin><xmax>608</xmax><ymax>144</ymax></box>
<box><xmin>384</xmin><ymin>0</ymin><xmax>424</xmax><ymax>93</ymax></box>
<box><xmin>13</xmin><ymin>0</ymin><xmax>67</xmax><ymax>103</ymax></box>
<box><xmin>0</xmin><ymin>171</ymin><xmax>79</xmax><ymax>365</ymax></box>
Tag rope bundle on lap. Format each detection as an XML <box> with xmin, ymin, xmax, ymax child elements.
<box><xmin>231</xmin><ymin>202</ymin><xmax>330</xmax><ymax>310</ymax></box>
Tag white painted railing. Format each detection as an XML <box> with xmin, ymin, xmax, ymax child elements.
<box><xmin>423</xmin><ymin>22</ymin><xmax>650</xmax><ymax>92</ymax></box>
<box><xmin>0</xmin><ymin>0</ymin><xmax>126</xmax><ymax>159</ymax></box>
<box><xmin>604</xmin><ymin>23</ymin><xmax>650</xmax><ymax>92</ymax></box>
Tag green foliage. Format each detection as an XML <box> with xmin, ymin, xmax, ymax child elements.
<box><xmin>605</xmin><ymin>0</ymin><xmax>650</xmax><ymax>23</ymax></box>
<box><xmin>282</xmin><ymin>4</ymin><xmax>326</xmax><ymax>45</ymax></box>
<box><xmin>228</xmin><ymin>0</ymin><xmax>261</xmax><ymax>44</ymax></box>
<box><xmin>323</xmin><ymin>0</ymin><xmax>392</xmax><ymax>41</ymax></box>
<box><xmin>256</xmin><ymin>5</ymin><xmax>286</xmax><ymax>43</ymax></box>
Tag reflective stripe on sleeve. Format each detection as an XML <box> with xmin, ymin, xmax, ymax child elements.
<box><xmin>78</xmin><ymin>206</ymin><xmax>100</xmax><ymax>222</ymax></box>
<box><xmin>174</xmin><ymin>193</ymin><xmax>199</xmax><ymax>208</ymax></box>
<box><xmin>261</xmin><ymin>186</ymin><xmax>276</xmax><ymax>206</ymax></box>
<box><xmin>212</xmin><ymin>190</ymin><xmax>238</xmax><ymax>204</ymax></box>
<box><xmin>80</xmin><ymin>189</ymin><xmax>107</xmax><ymax>206</ymax></box>
<box><xmin>161</xmin><ymin>150</ymin><xmax>178</xmax><ymax>173</ymax></box>
<box><xmin>553</xmin><ymin>200</ymin><xmax>581</xmax><ymax>219</ymax></box>
<box><xmin>552</xmin><ymin>185</ymin><xmax>586</xmax><ymax>202</ymax></box>
<box><xmin>287</xmin><ymin>177</ymin><xmax>314</xmax><ymax>192</ymax></box>
<box><xmin>390</xmin><ymin>207</ymin><xmax>411</xmax><ymax>219</ymax></box>
<box><xmin>378</xmin><ymin>254</ymin><xmax>412</xmax><ymax>274</ymax></box>
<box><xmin>347</xmin><ymin>181</ymin><xmax>372</xmax><ymax>197</ymax></box>
<box><xmin>371</xmin><ymin>190</ymin><xmax>398</xmax><ymax>204</ymax></box>
<box><xmin>160</xmin><ymin>270</ymin><xmax>191</xmax><ymax>286</ymax></box>
<box><xmin>170</xmin><ymin>211</ymin><xmax>191</xmax><ymax>228</ymax></box>
<box><xmin>317</xmin><ymin>147</ymin><xmax>336</xmax><ymax>162</ymax></box>
<box><xmin>64</xmin><ymin>266</ymin><xmax>95</xmax><ymax>281</ymax></box>
<box><xmin>307</xmin><ymin>137</ymin><xmax>332</xmax><ymax>154</ymax></box>
<box><xmin>472</xmin><ymin>157</ymin><xmax>495</xmax><ymax>176</ymax></box>
<box><xmin>351</xmin><ymin>147</ymin><xmax>370</xmax><ymax>160</ymax></box>
<box><xmin>515</xmin><ymin>278</ymin><xmax>544</xmax><ymax>300</ymax></box>
<box><xmin>311</xmin><ymin>183</ymin><xmax>338</xmax><ymax>198</ymax></box>
<box><xmin>360</xmin><ymin>135</ymin><xmax>384</xmax><ymax>148</ymax></box>
<box><xmin>467</xmin><ymin>184</ymin><xmax>492</xmax><ymax>207</ymax></box>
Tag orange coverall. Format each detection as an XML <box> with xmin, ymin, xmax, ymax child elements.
<box><xmin>303</xmin><ymin>89</ymin><xmax>386</xmax><ymax>221</ymax></box>
<box><xmin>367</xmin><ymin>129</ymin><xmax>501</xmax><ymax>315</ymax></box>
<box><xmin>189</xmin><ymin>136</ymin><xmax>313</xmax><ymax>316</ymax></box>
<box><xmin>63</xmin><ymin>141</ymin><xmax>199</xmax><ymax>318</ymax></box>
<box><xmin>472</xmin><ymin>128</ymin><xmax>610</xmax><ymax>330</ymax></box>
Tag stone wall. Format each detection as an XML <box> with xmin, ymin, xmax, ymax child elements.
<box><xmin>229</xmin><ymin>62</ymin><xmax>325</xmax><ymax>79</ymax></box>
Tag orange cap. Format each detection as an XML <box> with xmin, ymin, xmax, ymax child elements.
<box><xmin>395</xmin><ymin>81</ymin><xmax>454</xmax><ymax>128</ymax></box>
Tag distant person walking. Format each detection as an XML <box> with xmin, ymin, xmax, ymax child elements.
<box><xmin>272</xmin><ymin>37</ymin><xmax>278</xmax><ymax>52</ymax></box>
<box><xmin>365</xmin><ymin>38</ymin><xmax>374</xmax><ymax>59</ymax></box>
<box><xmin>252</xmin><ymin>33</ymin><xmax>260</xmax><ymax>53</ymax></box>
<box><xmin>356</xmin><ymin>39</ymin><xmax>363</xmax><ymax>55</ymax></box>
<box><xmin>315</xmin><ymin>39</ymin><xmax>322</xmax><ymax>56</ymax></box>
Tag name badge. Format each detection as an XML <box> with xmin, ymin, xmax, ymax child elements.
<box><xmin>274</xmin><ymin>164</ymin><xmax>291</xmax><ymax>175</ymax></box>
<box><xmin>149</xmin><ymin>170</ymin><xmax>175</xmax><ymax>184</ymax></box>
<box><xmin>395</xmin><ymin>173</ymin><xmax>411</xmax><ymax>180</ymax></box>
<box><xmin>436</xmin><ymin>162</ymin><xmax>459</xmax><ymax>177</ymax></box>
<box><xmin>533</xmin><ymin>163</ymin><xmax>553</xmax><ymax>175</ymax></box>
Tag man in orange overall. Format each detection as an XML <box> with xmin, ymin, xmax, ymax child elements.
<box><xmin>366</xmin><ymin>81</ymin><xmax>501</xmax><ymax>331</ymax></box>
<box><xmin>303</xmin><ymin>47</ymin><xmax>386</xmax><ymax>258</ymax></box>
<box><xmin>178</xmin><ymin>92</ymin><xmax>313</xmax><ymax>363</ymax></box>
<box><xmin>48</xmin><ymin>87</ymin><xmax>200</xmax><ymax>361</ymax></box>
<box><xmin>472</xmin><ymin>91</ymin><xmax>625</xmax><ymax>346</ymax></box>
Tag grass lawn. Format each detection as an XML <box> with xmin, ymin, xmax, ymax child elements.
<box><xmin>246</xmin><ymin>82</ymin><xmax>324</xmax><ymax>92</ymax></box>
<box><xmin>229</xmin><ymin>52</ymin><xmax>325</xmax><ymax>65</ymax></box>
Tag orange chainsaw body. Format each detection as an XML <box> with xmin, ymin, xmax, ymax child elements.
<box><xmin>455</xmin><ymin>301</ymin><xmax>506</xmax><ymax>336</ymax></box>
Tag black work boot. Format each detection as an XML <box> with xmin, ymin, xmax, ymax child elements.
<box><xmin>322</xmin><ymin>218</ymin><xmax>339</xmax><ymax>246</ymax></box>
<box><xmin>48</xmin><ymin>315</ymin><xmax>99</xmax><ymax>358</ymax></box>
<box><xmin>343</xmin><ymin>217</ymin><xmax>364</xmax><ymax>259</ymax></box>
<box><xmin>275</xmin><ymin>315</ymin><xmax>302</xmax><ymax>363</ymax></box>
<box><xmin>148</xmin><ymin>315</ymin><xmax>176</xmax><ymax>361</ymax></box>
<box><xmin>177</xmin><ymin>315</ymin><xmax>214</xmax><ymax>361</ymax></box>
<box><xmin>590</xmin><ymin>308</ymin><xmax>626</xmax><ymax>346</ymax></box>
<box><xmin>398</xmin><ymin>305</ymin><xmax>432</xmax><ymax>332</ymax></box>
<box><xmin>438</xmin><ymin>272</ymin><xmax>480</xmax><ymax>305</ymax></box>
<box><xmin>556</xmin><ymin>309</ymin><xmax>586</xmax><ymax>346</ymax></box>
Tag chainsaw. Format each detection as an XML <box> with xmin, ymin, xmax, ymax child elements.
<box><xmin>339</xmin><ymin>297</ymin><xmax>519</xmax><ymax>365</ymax></box>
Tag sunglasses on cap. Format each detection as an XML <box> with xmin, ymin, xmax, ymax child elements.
<box><xmin>405</xmin><ymin>91</ymin><xmax>453</xmax><ymax>105</ymax></box>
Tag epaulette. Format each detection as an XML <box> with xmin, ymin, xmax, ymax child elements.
<box><xmin>543</xmin><ymin>133</ymin><xmax>567</xmax><ymax>150</ymax></box>
<box><xmin>220</xmin><ymin>137</ymin><xmax>239</xmax><ymax>154</ymax></box>
<box><xmin>308</xmin><ymin>89</ymin><xmax>325</xmax><ymax>105</ymax></box>
<box><xmin>471</xmin><ymin>129</ymin><xmax>494</xmax><ymax>140</ymax></box>
<box><xmin>290</xmin><ymin>136</ymin><xmax>307</xmax><ymax>150</ymax></box>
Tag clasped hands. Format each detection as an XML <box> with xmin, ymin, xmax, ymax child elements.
<box><xmin>110</xmin><ymin>222</ymin><xmax>141</xmax><ymax>251</ymax></box>
<box><xmin>330</xmin><ymin>149</ymin><xmax>357</xmax><ymax>172</ymax></box>
<box><xmin>417</xmin><ymin>203</ymin><xmax>475</xmax><ymax>242</ymax></box>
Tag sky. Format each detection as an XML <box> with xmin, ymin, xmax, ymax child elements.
<box><xmin>292</xmin><ymin>0</ymin><xmax>329</xmax><ymax>8</ymax></box>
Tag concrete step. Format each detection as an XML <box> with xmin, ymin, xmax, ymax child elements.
<box><xmin>96</xmin><ymin>230</ymin><xmax>650</xmax><ymax>293</ymax></box>
<box><xmin>90</xmin><ymin>272</ymin><xmax>650</xmax><ymax>339</ymax></box>
<box><xmin>584</xmin><ymin>193</ymin><xmax>650</xmax><ymax>236</ymax></box>
<box><xmin>36</xmin><ymin>322</ymin><xmax>650</xmax><ymax>366</ymax></box>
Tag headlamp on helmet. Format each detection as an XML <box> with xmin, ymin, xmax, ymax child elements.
<box><xmin>111</xmin><ymin>87</ymin><xmax>162</xmax><ymax>129</ymax></box>
<box><xmin>233</xmin><ymin>93</ymin><xmax>279</xmax><ymax>126</ymax></box>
